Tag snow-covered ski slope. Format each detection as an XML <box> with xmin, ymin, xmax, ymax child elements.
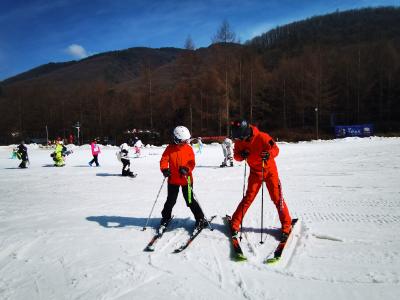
<box><xmin>1</xmin><ymin>137</ymin><xmax>399</xmax><ymax>300</ymax></box>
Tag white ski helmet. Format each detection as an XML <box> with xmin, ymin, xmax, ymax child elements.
<box><xmin>120</xmin><ymin>143</ymin><xmax>129</xmax><ymax>150</ymax></box>
<box><xmin>173</xmin><ymin>126</ymin><xmax>191</xmax><ymax>144</ymax></box>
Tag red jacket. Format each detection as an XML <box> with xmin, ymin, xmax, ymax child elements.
<box><xmin>91</xmin><ymin>142</ymin><xmax>101</xmax><ymax>155</ymax></box>
<box><xmin>233</xmin><ymin>125</ymin><xmax>279</xmax><ymax>176</ymax></box>
<box><xmin>160</xmin><ymin>143</ymin><xmax>195</xmax><ymax>186</ymax></box>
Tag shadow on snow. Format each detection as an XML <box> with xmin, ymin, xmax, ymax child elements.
<box><xmin>87</xmin><ymin>215</ymin><xmax>205</xmax><ymax>234</ymax></box>
<box><xmin>96</xmin><ymin>173</ymin><xmax>122</xmax><ymax>177</ymax></box>
<box><xmin>86</xmin><ymin>215</ymin><xmax>281</xmax><ymax>241</ymax></box>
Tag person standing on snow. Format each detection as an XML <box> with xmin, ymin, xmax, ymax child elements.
<box><xmin>89</xmin><ymin>139</ymin><xmax>101</xmax><ymax>167</ymax></box>
<box><xmin>133</xmin><ymin>138</ymin><xmax>143</xmax><ymax>157</ymax></box>
<box><xmin>159</xmin><ymin>126</ymin><xmax>207</xmax><ymax>234</ymax></box>
<box><xmin>220</xmin><ymin>137</ymin><xmax>234</xmax><ymax>167</ymax></box>
<box><xmin>229</xmin><ymin>120</ymin><xmax>292</xmax><ymax>242</ymax></box>
<box><xmin>52</xmin><ymin>139</ymin><xmax>67</xmax><ymax>167</ymax></box>
<box><xmin>11</xmin><ymin>146</ymin><xmax>18</xmax><ymax>159</ymax></box>
<box><xmin>118</xmin><ymin>143</ymin><xmax>136</xmax><ymax>177</ymax></box>
<box><xmin>194</xmin><ymin>137</ymin><xmax>203</xmax><ymax>154</ymax></box>
<box><xmin>16</xmin><ymin>141</ymin><xmax>29</xmax><ymax>168</ymax></box>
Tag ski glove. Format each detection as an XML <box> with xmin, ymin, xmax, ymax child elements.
<box><xmin>240</xmin><ymin>150</ymin><xmax>250</xmax><ymax>159</ymax></box>
<box><xmin>260</xmin><ymin>151</ymin><xmax>270</xmax><ymax>161</ymax></box>
<box><xmin>162</xmin><ymin>168</ymin><xmax>171</xmax><ymax>177</ymax></box>
<box><xmin>179</xmin><ymin>166</ymin><xmax>189</xmax><ymax>176</ymax></box>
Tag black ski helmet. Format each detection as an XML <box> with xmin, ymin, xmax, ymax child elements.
<box><xmin>230</xmin><ymin>120</ymin><xmax>252</xmax><ymax>140</ymax></box>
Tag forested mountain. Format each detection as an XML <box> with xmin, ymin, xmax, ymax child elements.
<box><xmin>2</xmin><ymin>47</ymin><xmax>184</xmax><ymax>86</ymax></box>
<box><xmin>0</xmin><ymin>6</ymin><xmax>399</xmax><ymax>144</ymax></box>
<box><xmin>251</xmin><ymin>7</ymin><xmax>400</xmax><ymax>50</ymax></box>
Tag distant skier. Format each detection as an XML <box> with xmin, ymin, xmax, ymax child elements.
<box><xmin>117</xmin><ymin>143</ymin><xmax>136</xmax><ymax>177</ymax></box>
<box><xmin>89</xmin><ymin>139</ymin><xmax>101</xmax><ymax>167</ymax></box>
<box><xmin>159</xmin><ymin>126</ymin><xmax>207</xmax><ymax>234</ymax></box>
<box><xmin>52</xmin><ymin>139</ymin><xmax>67</xmax><ymax>167</ymax></box>
<box><xmin>133</xmin><ymin>138</ymin><xmax>143</xmax><ymax>157</ymax></box>
<box><xmin>10</xmin><ymin>146</ymin><xmax>18</xmax><ymax>159</ymax></box>
<box><xmin>194</xmin><ymin>137</ymin><xmax>203</xmax><ymax>154</ymax></box>
<box><xmin>16</xmin><ymin>141</ymin><xmax>29</xmax><ymax>168</ymax></box>
<box><xmin>229</xmin><ymin>120</ymin><xmax>292</xmax><ymax>242</ymax></box>
<box><xmin>220</xmin><ymin>137</ymin><xmax>233</xmax><ymax>167</ymax></box>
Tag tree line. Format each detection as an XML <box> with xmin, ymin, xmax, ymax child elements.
<box><xmin>0</xmin><ymin>7</ymin><xmax>399</xmax><ymax>144</ymax></box>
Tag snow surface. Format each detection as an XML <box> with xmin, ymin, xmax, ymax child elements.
<box><xmin>0</xmin><ymin>137</ymin><xmax>399</xmax><ymax>300</ymax></box>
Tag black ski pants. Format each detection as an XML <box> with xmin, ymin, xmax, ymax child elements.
<box><xmin>161</xmin><ymin>183</ymin><xmax>204</xmax><ymax>221</ymax></box>
<box><xmin>18</xmin><ymin>152</ymin><xmax>28</xmax><ymax>168</ymax></box>
<box><xmin>89</xmin><ymin>154</ymin><xmax>99</xmax><ymax>166</ymax></box>
<box><xmin>121</xmin><ymin>158</ymin><xmax>131</xmax><ymax>175</ymax></box>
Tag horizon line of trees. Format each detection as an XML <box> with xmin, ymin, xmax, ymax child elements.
<box><xmin>0</xmin><ymin>7</ymin><xmax>399</xmax><ymax>145</ymax></box>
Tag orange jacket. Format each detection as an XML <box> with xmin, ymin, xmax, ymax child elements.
<box><xmin>160</xmin><ymin>143</ymin><xmax>195</xmax><ymax>186</ymax></box>
<box><xmin>233</xmin><ymin>125</ymin><xmax>279</xmax><ymax>175</ymax></box>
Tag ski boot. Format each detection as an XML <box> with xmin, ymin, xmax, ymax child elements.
<box><xmin>220</xmin><ymin>162</ymin><xmax>227</xmax><ymax>168</ymax></box>
<box><xmin>18</xmin><ymin>161</ymin><xmax>27</xmax><ymax>168</ymax></box>
<box><xmin>193</xmin><ymin>218</ymin><xmax>207</xmax><ymax>235</ymax></box>
<box><xmin>158</xmin><ymin>217</ymin><xmax>172</xmax><ymax>235</ymax></box>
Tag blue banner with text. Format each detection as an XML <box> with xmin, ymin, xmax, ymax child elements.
<box><xmin>334</xmin><ymin>124</ymin><xmax>373</xmax><ymax>138</ymax></box>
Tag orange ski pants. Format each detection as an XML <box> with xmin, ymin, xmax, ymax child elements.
<box><xmin>231</xmin><ymin>170</ymin><xmax>292</xmax><ymax>233</ymax></box>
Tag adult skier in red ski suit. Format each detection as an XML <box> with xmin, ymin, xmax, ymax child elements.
<box><xmin>230</xmin><ymin>120</ymin><xmax>292</xmax><ymax>239</ymax></box>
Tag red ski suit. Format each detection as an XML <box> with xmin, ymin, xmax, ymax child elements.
<box><xmin>231</xmin><ymin>125</ymin><xmax>292</xmax><ymax>233</ymax></box>
<box><xmin>160</xmin><ymin>143</ymin><xmax>195</xmax><ymax>186</ymax></box>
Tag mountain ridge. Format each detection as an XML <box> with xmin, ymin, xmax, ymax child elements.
<box><xmin>0</xmin><ymin>6</ymin><xmax>399</xmax><ymax>143</ymax></box>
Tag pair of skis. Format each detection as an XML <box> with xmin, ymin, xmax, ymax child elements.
<box><xmin>144</xmin><ymin>215</ymin><xmax>298</xmax><ymax>264</ymax></box>
<box><xmin>225</xmin><ymin>215</ymin><xmax>299</xmax><ymax>264</ymax></box>
<box><xmin>144</xmin><ymin>215</ymin><xmax>216</xmax><ymax>253</ymax></box>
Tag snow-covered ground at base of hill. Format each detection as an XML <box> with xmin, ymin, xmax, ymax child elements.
<box><xmin>0</xmin><ymin>137</ymin><xmax>399</xmax><ymax>300</ymax></box>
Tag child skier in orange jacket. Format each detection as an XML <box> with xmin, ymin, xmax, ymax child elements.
<box><xmin>230</xmin><ymin>120</ymin><xmax>292</xmax><ymax>240</ymax></box>
<box><xmin>159</xmin><ymin>126</ymin><xmax>206</xmax><ymax>232</ymax></box>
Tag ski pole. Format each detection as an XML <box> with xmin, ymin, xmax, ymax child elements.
<box><xmin>239</xmin><ymin>159</ymin><xmax>247</xmax><ymax>241</ymax></box>
<box><xmin>260</xmin><ymin>160</ymin><xmax>265</xmax><ymax>244</ymax></box>
<box><xmin>142</xmin><ymin>177</ymin><xmax>166</xmax><ymax>231</ymax></box>
<box><xmin>187</xmin><ymin>176</ymin><xmax>214</xmax><ymax>231</ymax></box>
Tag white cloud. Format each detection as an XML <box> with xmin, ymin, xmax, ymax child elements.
<box><xmin>65</xmin><ymin>44</ymin><xmax>88</xmax><ymax>59</ymax></box>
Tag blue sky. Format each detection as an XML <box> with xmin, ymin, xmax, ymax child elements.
<box><xmin>0</xmin><ymin>0</ymin><xmax>399</xmax><ymax>80</ymax></box>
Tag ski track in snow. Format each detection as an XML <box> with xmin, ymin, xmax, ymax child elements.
<box><xmin>210</xmin><ymin>239</ymin><xmax>225</xmax><ymax>289</ymax></box>
<box><xmin>1</xmin><ymin>138</ymin><xmax>400</xmax><ymax>300</ymax></box>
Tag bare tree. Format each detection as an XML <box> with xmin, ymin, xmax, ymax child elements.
<box><xmin>184</xmin><ymin>35</ymin><xmax>195</xmax><ymax>50</ymax></box>
<box><xmin>139</xmin><ymin>60</ymin><xmax>153</xmax><ymax>129</ymax></box>
<box><xmin>212</xmin><ymin>20</ymin><xmax>236</xmax><ymax>44</ymax></box>
<box><xmin>212</xmin><ymin>19</ymin><xmax>237</xmax><ymax>135</ymax></box>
